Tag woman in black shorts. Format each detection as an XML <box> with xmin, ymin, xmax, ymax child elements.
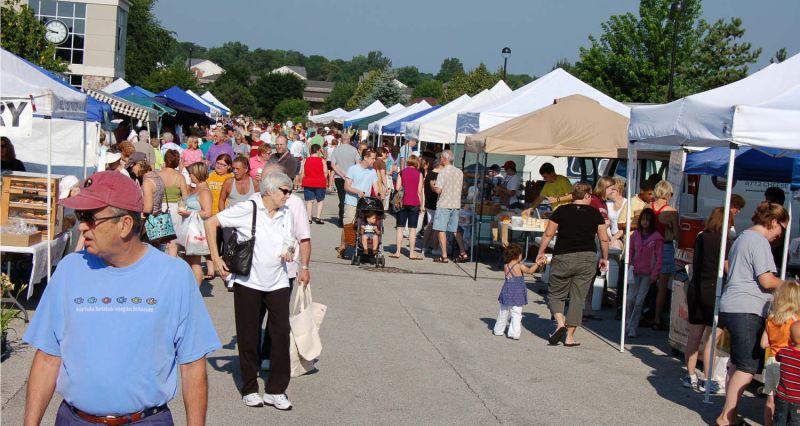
<box><xmin>681</xmin><ymin>207</ymin><xmax>731</xmax><ymax>391</ymax></box>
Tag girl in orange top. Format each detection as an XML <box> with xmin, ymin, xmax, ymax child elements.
<box><xmin>206</xmin><ymin>153</ymin><xmax>233</xmax><ymax>215</ymax></box>
<box><xmin>761</xmin><ymin>280</ymin><xmax>800</xmax><ymax>426</ymax></box>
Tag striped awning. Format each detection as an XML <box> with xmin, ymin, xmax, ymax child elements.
<box><xmin>84</xmin><ymin>88</ymin><xmax>158</xmax><ymax>122</ymax></box>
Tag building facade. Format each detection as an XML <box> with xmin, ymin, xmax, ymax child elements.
<box><xmin>27</xmin><ymin>0</ymin><xmax>130</xmax><ymax>89</ymax></box>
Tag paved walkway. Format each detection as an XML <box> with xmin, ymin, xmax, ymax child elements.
<box><xmin>1</xmin><ymin>193</ymin><xmax>764</xmax><ymax>425</ymax></box>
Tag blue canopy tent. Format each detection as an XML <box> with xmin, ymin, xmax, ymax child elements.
<box><xmin>685</xmin><ymin>147</ymin><xmax>800</xmax><ymax>189</ymax></box>
<box><xmin>113</xmin><ymin>85</ymin><xmax>157</xmax><ymax>99</ymax></box>
<box><xmin>382</xmin><ymin>105</ymin><xmax>441</xmax><ymax>135</ymax></box>
<box><xmin>158</xmin><ymin>86</ymin><xmax>214</xmax><ymax>115</ymax></box>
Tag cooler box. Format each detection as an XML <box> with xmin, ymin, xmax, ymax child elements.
<box><xmin>678</xmin><ymin>214</ymin><xmax>704</xmax><ymax>249</ymax></box>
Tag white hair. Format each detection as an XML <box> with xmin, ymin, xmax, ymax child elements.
<box><xmin>161</xmin><ymin>132</ymin><xmax>174</xmax><ymax>143</ymax></box>
<box><xmin>440</xmin><ymin>149</ymin><xmax>453</xmax><ymax>162</ymax></box>
<box><xmin>259</xmin><ymin>171</ymin><xmax>292</xmax><ymax>196</ymax></box>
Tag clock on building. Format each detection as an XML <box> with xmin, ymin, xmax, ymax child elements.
<box><xmin>44</xmin><ymin>20</ymin><xmax>69</xmax><ymax>45</ymax></box>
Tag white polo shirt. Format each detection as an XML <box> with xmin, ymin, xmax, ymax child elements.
<box><xmin>216</xmin><ymin>193</ymin><xmax>294</xmax><ymax>292</ymax></box>
<box><xmin>284</xmin><ymin>194</ymin><xmax>311</xmax><ymax>279</ymax></box>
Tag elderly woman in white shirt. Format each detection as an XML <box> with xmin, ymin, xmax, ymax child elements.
<box><xmin>204</xmin><ymin>171</ymin><xmax>296</xmax><ymax>411</ymax></box>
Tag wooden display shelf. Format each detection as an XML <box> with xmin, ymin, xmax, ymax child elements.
<box><xmin>2</xmin><ymin>173</ymin><xmax>64</xmax><ymax>239</ymax></box>
<box><xmin>8</xmin><ymin>202</ymin><xmax>49</xmax><ymax>210</ymax></box>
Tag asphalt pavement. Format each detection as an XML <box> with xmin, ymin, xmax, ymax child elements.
<box><xmin>1</xmin><ymin>193</ymin><xmax>765</xmax><ymax>425</ymax></box>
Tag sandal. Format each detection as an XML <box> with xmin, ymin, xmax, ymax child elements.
<box><xmin>456</xmin><ymin>252</ymin><xmax>469</xmax><ymax>262</ymax></box>
<box><xmin>409</xmin><ymin>256</ymin><xmax>423</xmax><ymax>260</ymax></box>
<box><xmin>313</xmin><ymin>218</ymin><xmax>325</xmax><ymax>224</ymax></box>
<box><xmin>388</xmin><ymin>254</ymin><xmax>400</xmax><ymax>259</ymax></box>
<box><xmin>433</xmin><ymin>256</ymin><xmax>449</xmax><ymax>263</ymax></box>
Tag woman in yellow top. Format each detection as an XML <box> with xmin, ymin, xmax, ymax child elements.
<box><xmin>207</xmin><ymin>153</ymin><xmax>233</xmax><ymax>215</ymax></box>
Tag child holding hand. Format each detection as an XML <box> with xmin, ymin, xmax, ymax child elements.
<box><xmin>762</xmin><ymin>280</ymin><xmax>800</xmax><ymax>426</ymax></box>
<box><xmin>493</xmin><ymin>244</ymin><xmax>539</xmax><ymax>340</ymax></box>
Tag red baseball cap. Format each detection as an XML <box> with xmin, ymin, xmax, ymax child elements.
<box><xmin>502</xmin><ymin>160</ymin><xmax>517</xmax><ymax>171</ymax></box>
<box><xmin>59</xmin><ymin>171</ymin><xmax>143</xmax><ymax>212</ymax></box>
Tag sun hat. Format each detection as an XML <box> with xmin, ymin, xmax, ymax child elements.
<box><xmin>59</xmin><ymin>171</ymin><xmax>144</xmax><ymax>212</ymax></box>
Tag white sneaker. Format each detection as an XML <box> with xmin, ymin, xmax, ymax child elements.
<box><xmin>242</xmin><ymin>393</ymin><xmax>263</xmax><ymax>407</ymax></box>
<box><xmin>261</xmin><ymin>360</ymin><xmax>270</xmax><ymax>371</ymax></box>
<box><xmin>263</xmin><ymin>393</ymin><xmax>292</xmax><ymax>410</ymax></box>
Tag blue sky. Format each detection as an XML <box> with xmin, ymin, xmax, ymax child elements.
<box><xmin>154</xmin><ymin>0</ymin><xmax>800</xmax><ymax>77</ymax></box>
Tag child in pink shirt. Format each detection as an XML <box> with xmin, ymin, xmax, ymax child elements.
<box><xmin>626</xmin><ymin>208</ymin><xmax>663</xmax><ymax>337</ymax></box>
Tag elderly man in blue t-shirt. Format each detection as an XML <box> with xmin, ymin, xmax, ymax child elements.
<box><xmin>337</xmin><ymin>148</ymin><xmax>381</xmax><ymax>258</ymax></box>
<box><xmin>23</xmin><ymin>171</ymin><xmax>221</xmax><ymax>425</ymax></box>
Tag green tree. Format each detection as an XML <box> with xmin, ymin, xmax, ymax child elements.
<box><xmin>396</xmin><ymin>66</ymin><xmax>422</xmax><ymax>87</ymax></box>
<box><xmin>360</xmin><ymin>71</ymin><xmax>408</xmax><ymax>108</ymax></box>
<box><xmin>206</xmin><ymin>41</ymin><xmax>250</xmax><ymax>71</ymax></box>
<box><xmin>436</xmin><ymin>57</ymin><xmax>465</xmax><ymax>83</ymax></box>
<box><xmin>141</xmin><ymin>62</ymin><xmax>199</xmax><ymax>93</ymax></box>
<box><xmin>273</xmin><ymin>98</ymin><xmax>309</xmax><ymax>123</ymax></box>
<box><xmin>685</xmin><ymin>17</ymin><xmax>761</xmax><ymax>93</ymax></box>
<box><xmin>505</xmin><ymin>73</ymin><xmax>535</xmax><ymax>90</ymax></box>
<box><xmin>125</xmin><ymin>0</ymin><xmax>179</xmax><ymax>85</ymax></box>
<box><xmin>551</xmin><ymin>58</ymin><xmax>575</xmax><ymax>73</ymax></box>
<box><xmin>0</xmin><ymin>0</ymin><xmax>68</xmax><ymax>73</ymax></box>
<box><xmin>346</xmin><ymin>69</ymin><xmax>381</xmax><ymax>110</ymax></box>
<box><xmin>251</xmin><ymin>72</ymin><xmax>305</xmax><ymax>118</ymax></box>
<box><xmin>366</xmin><ymin>51</ymin><xmax>392</xmax><ymax>70</ymax></box>
<box><xmin>207</xmin><ymin>63</ymin><xmax>260</xmax><ymax>117</ymax></box>
<box><xmin>772</xmin><ymin>47</ymin><xmax>788</xmax><ymax>64</ymax></box>
<box><xmin>304</xmin><ymin>54</ymin><xmax>330</xmax><ymax>80</ymax></box>
<box><xmin>441</xmin><ymin>63</ymin><xmax>501</xmax><ymax>102</ymax></box>
<box><xmin>411</xmin><ymin>79</ymin><xmax>443</xmax><ymax>99</ymax></box>
<box><xmin>325</xmin><ymin>82</ymin><xmax>357</xmax><ymax>110</ymax></box>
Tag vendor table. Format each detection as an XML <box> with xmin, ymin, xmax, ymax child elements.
<box><xmin>509</xmin><ymin>225</ymin><xmax>543</xmax><ymax>261</ymax></box>
<box><xmin>1</xmin><ymin>232</ymin><xmax>70</xmax><ymax>300</ymax></box>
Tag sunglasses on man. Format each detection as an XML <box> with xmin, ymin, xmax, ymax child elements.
<box><xmin>75</xmin><ymin>210</ymin><xmax>127</xmax><ymax>226</ymax></box>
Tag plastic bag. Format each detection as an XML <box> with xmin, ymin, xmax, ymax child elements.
<box><xmin>177</xmin><ymin>212</ymin><xmax>210</xmax><ymax>256</ymax></box>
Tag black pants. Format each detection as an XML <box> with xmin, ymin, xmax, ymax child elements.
<box><xmin>335</xmin><ymin>177</ymin><xmax>346</xmax><ymax>226</ymax></box>
<box><xmin>260</xmin><ymin>279</ymin><xmax>294</xmax><ymax>363</ymax></box>
<box><xmin>234</xmin><ymin>283</ymin><xmax>291</xmax><ymax>395</ymax></box>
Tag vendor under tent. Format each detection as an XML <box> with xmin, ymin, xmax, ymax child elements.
<box><xmin>403</xmin><ymin>94</ymin><xmax>471</xmax><ymax>140</ymax></box>
<box><xmin>201</xmin><ymin>91</ymin><xmax>232</xmax><ymax>113</ymax></box>
<box><xmin>383</xmin><ymin>105</ymin><xmax>441</xmax><ymax>135</ymax></box>
<box><xmin>456</xmin><ymin>68</ymin><xmax>630</xmax><ymax>144</ymax></box>
<box><xmin>463</xmin><ymin>95</ymin><xmax>630</xmax><ymax>278</ymax></box>
<box><xmin>626</xmin><ymin>52</ymin><xmax>800</xmax><ymax>401</ymax></box>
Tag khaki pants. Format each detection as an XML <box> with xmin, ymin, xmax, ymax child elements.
<box><xmin>547</xmin><ymin>251</ymin><xmax>597</xmax><ymax>328</ymax></box>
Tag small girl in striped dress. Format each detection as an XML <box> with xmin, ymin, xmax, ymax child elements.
<box><xmin>494</xmin><ymin>244</ymin><xmax>539</xmax><ymax>340</ymax></box>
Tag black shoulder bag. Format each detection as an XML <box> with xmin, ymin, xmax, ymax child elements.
<box><xmin>223</xmin><ymin>200</ymin><xmax>257</xmax><ymax>276</ymax></box>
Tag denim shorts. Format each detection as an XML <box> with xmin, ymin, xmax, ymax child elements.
<box><xmin>720</xmin><ymin>312</ymin><xmax>765</xmax><ymax>375</ymax></box>
<box><xmin>303</xmin><ymin>187</ymin><xmax>326</xmax><ymax>202</ymax></box>
<box><xmin>433</xmin><ymin>208</ymin><xmax>459</xmax><ymax>233</ymax></box>
<box><xmin>661</xmin><ymin>241</ymin><xmax>676</xmax><ymax>274</ymax></box>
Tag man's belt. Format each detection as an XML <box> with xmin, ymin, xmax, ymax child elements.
<box><xmin>68</xmin><ymin>402</ymin><xmax>167</xmax><ymax>425</ymax></box>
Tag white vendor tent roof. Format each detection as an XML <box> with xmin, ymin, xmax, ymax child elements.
<box><xmin>186</xmin><ymin>90</ymin><xmax>222</xmax><ymax>116</ymax></box>
<box><xmin>456</xmin><ymin>68</ymin><xmax>629</xmax><ymax>140</ymax></box>
<box><xmin>413</xmin><ymin>81</ymin><xmax>512</xmax><ymax>144</ymax></box>
<box><xmin>386</xmin><ymin>103</ymin><xmax>405</xmax><ymax>114</ymax></box>
<box><xmin>732</xmin><ymin>83</ymin><xmax>800</xmax><ymax>151</ymax></box>
<box><xmin>345</xmin><ymin>100</ymin><xmax>386</xmax><ymax>122</ymax></box>
<box><xmin>367</xmin><ymin>101</ymin><xmax>431</xmax><ymax>134</ymax></box>
<box><xmin>1</xmin><ymin>48</ymin><xmax>86</xmax><ymax>119</ymax></box>
<box><xmin>201</xmin><ymin>91</ymin><xmax>231</xmax><ymax>113</ymax></box>
<box><xmin>402</xmin><ymin>94</ymin><xmax>471</xmax><ymax>137</ymax></box>
<box><xmin>309</xmin><ymin>108</ymin><xmax>347</xmax><ymax>124</ymax></box>
<box><xmin>333</xmin><ymin>108</ymin><xmax>361</xmax><ymax>123</ymax></box>
<box><xmin>101</xmin><ymin>78</ymin><xmax>130</xmax><ymax>94</ymax></box>
<box><xmin>629</xmin><ymin>53</ymin><xmax>800</xmax><ymax>148</ymax></box>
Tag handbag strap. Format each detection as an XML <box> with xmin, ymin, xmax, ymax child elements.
<box><xmin>250</xmin><ymin>200</ymin><xmax>257</xmax><ymax>238</ymax></box>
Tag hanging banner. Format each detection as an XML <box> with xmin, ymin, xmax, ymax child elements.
<box><xmin>667</xmin><ymin>149</ymin><xmax>685</xmax><ymax>209</ymax></box>
<box><xmin>0</xmin><ymin>100</ymin><xmax>33</xmax><ymax>137</ymax></box>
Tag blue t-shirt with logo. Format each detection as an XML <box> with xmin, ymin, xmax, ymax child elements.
<box><xmin>344</xmin><ymin>164</ymin><xmax>378</xmax><ymax>206</ymax></box>
<box><xmin>23</xmin><ymin>246</ymin><xmax>221</xmax><ymax>415</ymax></box>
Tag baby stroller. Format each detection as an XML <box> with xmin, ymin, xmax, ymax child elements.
<box><xmin>348</xmin><ymin>197</ymin><xmax>386</xmax><ymax>268</ymax></box>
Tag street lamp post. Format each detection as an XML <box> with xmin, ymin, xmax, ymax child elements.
<box><xmin>501</xmin><ymin>47</ymin><xmax>511</xmax><ymax>81</ymax></box>
<box><xmin>667</xmin><ymin>1</ymin><xmax>684</xmax><ymax>101</ymax></box>
<box><xmin>188</xmin><ymin>47</ymin><xmax>194</xmax><ymax>71</ymax></box>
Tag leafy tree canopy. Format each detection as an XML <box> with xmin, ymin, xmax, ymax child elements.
<box><xmin>325</xmin><ymin>82</ymin><xmax>357</xmax><ymax>111</ymax></box>
<box><xmin>251</xmin><ymin>72</ymin><xmax>305</xmax><ymax>119</ymax></box>
<box><xmin>360</xmin><ymin>70</ymin><xmax>408</xmax><ymax>108</ymax></box>
<box><xmin>141</xmin><ymin>62</ymin><xmax>199</xmax><ymax>93</ymax></box>
<box><xmin>125</xmin><ymin>0</ymin><xmax>179</xmax><ymax>85</ymax></box>
<box><xmin>412</xmin><ymin>79</ymin><xmax>443</xmax><ymax>100</ymax></box>
<box><xmin>273</xmin><ymin>98</ymin><xmax>309</xmax><ymax>124</ymax></box>
<box><xmin>441</xmin><ymin>63</ymin><xmax>501</xmax><ymax>103</ymax></box>
<box><xmin>0</xmin><ymin>0</ymin><xmax>68</xmax><ymax>73</ymax></box>
<box><xmin>436</xmin><ymin>57</ymin><xmax>465</xmax><ymax>83</ymax></box>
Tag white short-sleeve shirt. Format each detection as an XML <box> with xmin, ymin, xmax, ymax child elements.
<box><xmin>216</xmin><ymin>193</ymin><xmax>294</xmax><ymax>292</ymax></box>
<box><xmin>284</xmin><ymin>194</ymin><xmax>310</xmax><ymax>279</ymax></box>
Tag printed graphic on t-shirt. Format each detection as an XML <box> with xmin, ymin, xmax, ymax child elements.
<box><xmin>73</xmin><ymin>294</ymin><xmax>158</xmax><ymax>313</ymax></box>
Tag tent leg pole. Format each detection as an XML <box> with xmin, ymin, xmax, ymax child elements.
<box><xmin>620</xmin><ymin>141</ymin><xmax>636</xmax><ymax>352</ymax></box>
<box><xmin>474</xmin><ymin>151</ymin><xmax>488</xmax><ymax>281</ymax></box>
<box><xmin>82</xmin><ymin>118</ymin><xmax>88</xmax><ymax>179</ymax></box>
<box><xmin>782</xmin><ymin>197</ymin><xmax>792</xmax><ymax>279</ymax></box>
<box><xmin>704</xmin><ymin>143</ymin><xmax>739</xmax><ymax>403</ymax></box>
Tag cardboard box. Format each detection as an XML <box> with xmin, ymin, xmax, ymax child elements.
<box><xmin>1</xmin><ymin>231</ymin><xmax>42</xmax><ymax>247</ymax></box>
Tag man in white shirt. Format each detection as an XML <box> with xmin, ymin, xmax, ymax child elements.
<box><xmin>399</xmin><ymin>138</ymin><xmax>417</xmax><ymax>170</ymax></box>
<box><xmin>495</xmin><ymin>160</ymin><xmax>522</xmax><ymax>207</ymax></box>
<box><xmin>159</xmin><ymin>132</ymin><xmax>183</xmax><ymax>156</ymax></box>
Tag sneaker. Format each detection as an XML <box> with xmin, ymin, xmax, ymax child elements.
<box><xmin>699</xmin><ymin>379</ymin><xmax>723</xmax><ymax>394</ymax></box>
<box><xmin>242</xmin><ymin>393</ymin><xmax>264</xmax><ymax>407</ymax></box>
<box><xmin>681</xmin><ymin>375</ymin><xmax>698</xmax><ymax>390</ymax></box>
<box><xmin>261</xmin><ymin>360</ymin><xmax>270</xmax><ymax>371</ymax></box>
<box><xmin>263</xmin><ymin>393</ymin><xmax>292</xmax><ymax>410</ymax></box>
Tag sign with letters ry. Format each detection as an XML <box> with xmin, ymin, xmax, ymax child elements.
<box><xmin>0</xmin><ymin>100</ymin><xmax>33</xmax><ymax>137</ymax></box>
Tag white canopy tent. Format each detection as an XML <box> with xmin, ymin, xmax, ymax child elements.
<box><xmin>401</xmin><ymin>94</ymin><xmax>471</xmax><ymax>136</ymax></box>
<box><xmin>344</xmin><ymin>100</ymin><xmax>387</xmax><ymax>123</ymax></box>
<box><xmin>411</xmin><ymin>81</ymin><xmax>512</xmax><ymax>144</ymax></box>
<box><xmin>332</xmin><ymin>108</ymin><xmax>361</xmax><ymax>124</ymax></box>
<box><xmin>386</xmin><ymin>103</ymin><xmax>405</xmax><ymax>114</ymax></box>
<box><xmin>367</xmin><ymin>100</ymin><xmax>431</xmax><ymax>134</ymax></box>
<box><xmin>732</xmin><ymin>83</ymin><xmax>800</xmax><ymax>151</ymax></box>
<box><xmin>101</xmin><ymin>78</ymin><xmax>130</xmax><ymax>94</ymax></box>
<box><xmin>201</xmin><ymin>91</ymin><xmax>232</xmax><ymax>113</ymax></box>
<box><xmin>309</xmin><ymin>108</ymin><xmax>347</xmax><ymax>124</ymax></box>
<box><xmin>186</xmin><ymin>90</ymin><xmax>222</xmax><ymax>117</ymax></box>
<box><xmin>1</xmin><ymin>47</ymin><xmax>90</xmax><ymax>291</ymax></box>
<box><xmin>456</xmin><ymin>68</ymin><xmax>630</xmax><ymax>143</ymax></box>
<box><xmin>625</xmin><ymin>53</ymin><xmax>800</xmax><ymax>402</ymax></box>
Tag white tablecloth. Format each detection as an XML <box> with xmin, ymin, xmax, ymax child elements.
<box><xmin>1</xmin><ymin>232</ymin><xmax>69</xmax><ymax>299</ymax></box>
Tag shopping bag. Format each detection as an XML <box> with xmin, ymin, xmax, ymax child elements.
<box><xmin>289</xmin><ymin>285</ymin><xmax>326</xmax><ymax>361</ymax></box>
<box><xmin>177</xmin><ymin>212</ymin><xmax>210</xmax><ymax>256</ymax></box>
<box><xmin>289</xmin><ymin>333</ymin><xmax>317</xmax><ymax>378</ymax></box>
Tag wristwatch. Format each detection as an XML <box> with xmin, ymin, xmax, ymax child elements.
<box><xmin>301</xmin><ymin>265</ymin><xmax>309</xmax><ymax>270</ymax></box>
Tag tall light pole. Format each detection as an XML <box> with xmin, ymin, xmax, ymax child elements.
<box><xmin>667</xmin><ymin>1</ymin><xmax>684</xmax><ymax>102</ymax></box>
<box><xmin>188</xmin><ymin>46</ymin><xmax>194</xmax><ymax>71</ymax></box>
<box><xmin>501</xmin><ymin>47</ymin><xmax>511</xmax><ymax>81</ymax></box>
